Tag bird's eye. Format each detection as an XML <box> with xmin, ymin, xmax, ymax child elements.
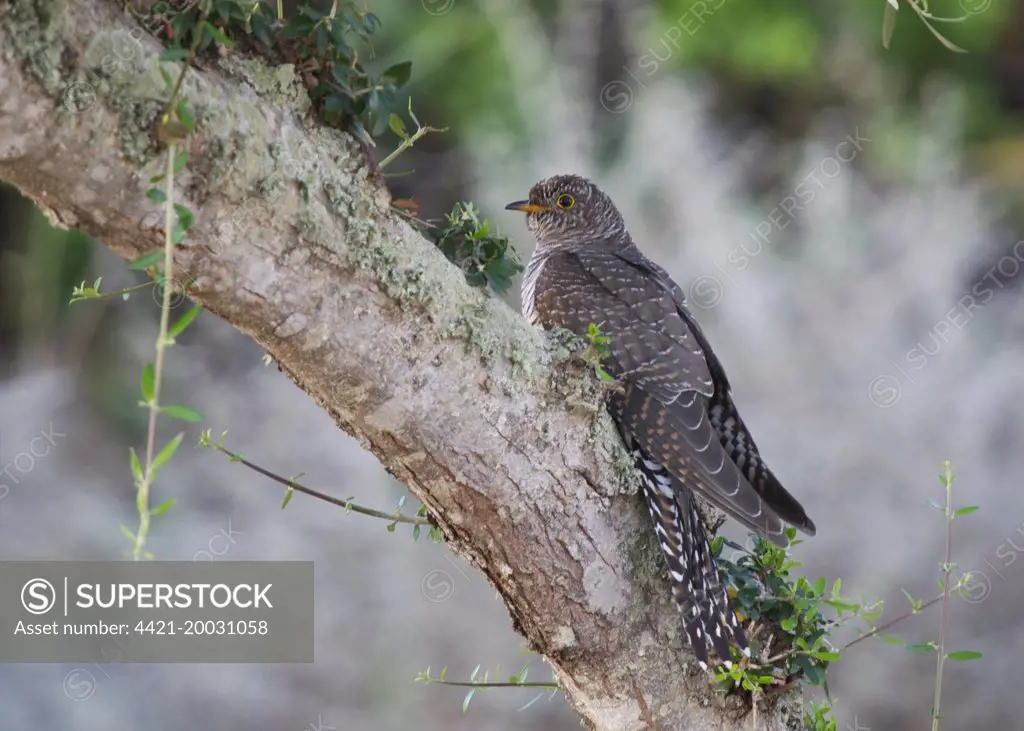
<box><xmin>555</xmin><ymin>193</ymin><xmax>575</xmax><ymax>209</ymax></box>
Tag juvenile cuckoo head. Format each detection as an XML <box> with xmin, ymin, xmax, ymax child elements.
<box><xmin>507</xmin><ymin>173</ymin><xmax>816</xmax><ymax>670</ymax></box>
<box><xmin>505</xmin><ymin>174</ymin><xmax>627</xmax><ymax>249</ymax></box>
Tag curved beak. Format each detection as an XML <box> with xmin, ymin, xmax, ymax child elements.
<box><xmin>505</xmin><ymin>200</ymin><xmax>551</xmax><ymax>214</ymax></box>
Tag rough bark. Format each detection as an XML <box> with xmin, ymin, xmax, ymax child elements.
<box><xmin>0</xmin><ymin>1</ymin><xmax>802</xmax><ymax>728</ymax></box>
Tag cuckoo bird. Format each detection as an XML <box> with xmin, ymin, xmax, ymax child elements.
<box><xmin>506</xmin><ymin>174</ymin><xmax>816</xmax><ymax>669</ymax></box>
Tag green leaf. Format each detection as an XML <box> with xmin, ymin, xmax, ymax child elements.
<box><xmin>954</xmin><ymin>505</ymin><xmax>979</xmax><ymax>517</ymax></box>
<box><xmin>128</xmin><ymin>252</ymin><xmax>165</xmax><ymax>271</ymax></box>
<box><xmin>153</xmin><ymin>433</ymin><xmax>184</xmax><ymax>470</ymax></box>
<box><xmin>176</xmin><ymin>98</ymin><xmax>195</xmax><ymax>133</ymax></box>
<box><xmin>159</xmin><ymin>47</ymin><xmax>191</xmax><ymax>62</ymax></box>
<box><xmin>462</xmin><ymin>688</ymin><xmax>475</xmax><ymax>713</ymax></box>
<box><xmin>202</xmin><ymin>20</ymin><xmax>235</xmax><ymax>47</ymax></box>
<box><xmin>882</xmin><ymin>1</ymin><xmax>898</xmax><ymax>50</ymax></box>
<box><xmin>146</xmin><ymin>188</ymin><xmax>167</xmax><ymax>203</ymax></box>
<box><xmin>141</xmin><ymin>363</ymin><xmax>156</xmax><ymax>402</ymax></box>
<box><xmin>917</xmin><ymin>15</ymin><xmax>967</xmax><ymax>53</ymax></box>
<box><xmin>388</xmin><ymin>113</ymin><xmax>408</xmax><ymax>139</ymax></box>
<box><xmin>382</xmin><ymin>61</ymin><xmax>412</xmax><ymax>87</ymax></box>
<box><xmin>150</xmin><ymin>498</ymin><xmax>176</xmax><ymax>516</ymax></box>
<box><xmin>813</xmin><ymin>577</ymin><xmax>826</xmax><ymax>596</ymax></box>
<box><xmin>161</xmin><ymin>404</ymin><xmax>204</xmax><ymax>422</ymax></box>
<box><xmin>174</xmin><ymin>204</ymin><xmax>195</xmax><ymax>232</ymax></box>
<box><xmin>119</xmin><ymin>524</ymin><xmax>137</xmax><ymax>543</ymax></box>
<box><xmin>168</xmin><ymin>305</ymin><xmax>202</xmax><ymax>339</ymax></box>
<box><xmin>159</xmin><ymin>66</ymin><xmax>174</xmax><ymax>89</ymax></box>
<box><xmin>412</xmin><ymin>523</ymin><xmax>421</xmax><ymax>542</ymax></box>
<box><xmin>173</xmin><ymin>149</ymin><xmax>189</xmax><ymax>172</ymax></box>
<box><xmin>901</xmin><ymin>588</ymin><xmax>920</xmax><ymax>610</ymax></box>
<box><xmin>946</xmin><ymin>650</ymin><xmax>982</xmax><ymax>661</ymax></box>
<box><xmin>129</xmin><ymin>447</ymin><xmax>144</xmax><ymax>484</ymax></box>
<box><xmin>906</xmin><ymin>643</ymin><xmax>936</xmax><ymax>653</ymax></box>
<box><xmin>281</xmin><ymin>487</ymin><xmax>295</xmax><ymax>509</ymax></box>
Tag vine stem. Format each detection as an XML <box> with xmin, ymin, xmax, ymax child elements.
<box><xmin>132</xmin><ymin>142</ymin><xmax>177</xmax><ymax>560</ymax></box>
<box><xmin>932</xmin><ymin>462</ymin><xmax>955</xmax><ymax>730</ymax></box>
<box><xmin>161</xmin><ymin>3</ymin><xmax>209</xmax><ymax>124</ymax></box>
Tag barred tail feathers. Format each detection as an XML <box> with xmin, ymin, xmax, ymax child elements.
<box><xmin>634</xmin><ymin>448</ymin><xmax>748</xmax><ymax>669</ymax></box>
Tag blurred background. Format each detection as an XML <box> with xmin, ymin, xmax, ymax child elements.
<box><xmin>1</xmin><ymin>0</ymin><xmax>1022</xmax><ymax>728</ymax></box>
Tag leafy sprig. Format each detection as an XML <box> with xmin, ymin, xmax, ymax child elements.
<box><xmin>427</xmin><ymin>203</ymin><xmax>524</xmax><ymax>295</ymax></box>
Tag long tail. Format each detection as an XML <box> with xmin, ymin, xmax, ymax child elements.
<box><xmin>634</xmin><ymin>446</ymin><xmax>748</xmax><ymax>669</ymax></box>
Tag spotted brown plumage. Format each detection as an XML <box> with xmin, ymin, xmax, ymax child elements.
<box><xmin>507</xmin><ymin>174</ymin><xmax>816</xmax><ymax>669</ymax></box>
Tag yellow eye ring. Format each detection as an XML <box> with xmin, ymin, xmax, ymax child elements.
<box><xmin>556</xmin><ymin>193</ymin><xmax>575</xmax><ymax>209</ymax></box>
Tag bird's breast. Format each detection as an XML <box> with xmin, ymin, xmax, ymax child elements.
<box><xmin>520</xmin><ymin>252</ymin><xmax>548</xmax><ymax>327</ymax></box>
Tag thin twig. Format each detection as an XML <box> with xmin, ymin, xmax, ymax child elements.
<box><xmin>841</xmin><ymin>592</ymin><xmax>945</xmax><ymax>651</ymax></box>
<box><xmin>932</xmin><ymin>462</ymin><xmax>955</xmax><ymax>730</ymax></box>
<box><xmin>420</xmin><ymin>680</ymin><xmax>559</xmax><ymax>689</ymax></box>
<box><xmin>206</xmin><ymin>441</ymin><xmax>430</xmax><ymax>525</ymax></box>
<box><xmin>69</xmin><ymin>280</ymin><xmax>156</xmax><ymax>304</ymax></box>
<box><xmin>160</xmin><ymin>3</ymin><xmax>209</xmax><ymax>125</ymax></box>
<box><xmin>132</xmin><ymin>142</ymin><xmax>177</xmax><ymax>560</ymax></box>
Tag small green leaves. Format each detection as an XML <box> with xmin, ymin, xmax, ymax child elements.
<box><xmin>281</xmin><ymin>487</ymin><xmax>295</xmax><ymax>509</ymax></box>
<box><xmin>161</xmin><ymin>404</ymin><xmax>204</xmax><ymax>422</ymax></box>
<box><xmin>69</xmin><ymin>277</ymin><xmax>104</xmax><ymax>304</ymax></box>
<box><xmin>382</xmin><ymin>61</ymin><xmax>412</xmax><ymax>88</ymax></box>
<box><xmin>168</xmin><ymin>305</ymin><xmax>202</xmax><ymax>341</ymax></box>
<box><xmin>379</xmin><ymin>98</ymin><xmax>448</xmax><ymax>168</ymax></box>
<box><xmin>129</xmin><ymin>252</ymin><xmax>165</xmax><ymax>271</ymax></box>
<box><xmin>129</xmin><ymin>447</ymin><xmax>145</xmax><ymax>485</ymax></box>
<box><xmin>202</xmin><ymin>20</ymin><xmax>234</xmax><ymax>47</ymax></box>
<box><xmin>175</xmin><ymin>98</ymin><xmax>196</xmax><ymax>135</ymax></box>
<box><xmin>388</xmin><ymin>113</ymin><xmax>407</xmax><ymax>140</ymax></box>
<box><xmin>153</xmin><ymin>433</ymin><xmax>185</xmax><ymax>471</ymax></box>
<box><xmin>583</xmin><ymin>323</ymin><xmax>615</xmax><ymax>382</ymax></box>
<box><xmin>882</xmin><ymin>0</ymin><xmax>898</xmax><ymax>49</ymax></box>
<box><xmin>946</xmin><ymin>650</ymin><xmax>982</xmax><ymax>661</ymax></box>
<box><xmin>146</xmin><ymin>188</ymin><xmax>168</xmax><ymax>204</ymax></box>
<box><xmin>159</xmin><ymin>47</ymin><xmax>191</xmax><ymax>62</ymax></box>
<box><xmin>953</xmin><ymin>505</ymin><xmax>979</xmax><ymax>517</ymax></box>
<box><xmin>172</xmin><ymin>149</ymin><xmax>189</xmax><ymax>173</ymax></box>
<box><xmin>428</xmin><ymin>202</ymin><xmax>524</xmax><ymax>295</ymax></box>
<box><xmin>150</xmin><ymin>498</ymin><xmax>176</xmax><ymax>517</ymax></box>
<box><xmin>141</xmin><ymin>363</ymin><xmax>156</xmax><ymax>402</ymax></box>
<box><xmin>901</xmin><ymin>588</ymin><xmax>923</xmax><ymax>612</ymax></box>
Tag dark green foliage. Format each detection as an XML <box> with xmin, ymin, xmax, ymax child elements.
<box><xmin>427</xmin><ymin>203</ymin><xmax>524</xmax><ymax>295</ymax></box>
<box><xmin>141</xmin><ymin>0</ymin><xmax>411</xmax><ymax>143</ymax></box>
<box><xmin>583</xmin><ymin>322</ymin><xmax>615</xmax><ymax>382</ymax></box>
<box><xmin>712</xmin><ymin>528</ymin><xmax>855</xmax><ymax>692</ymax></box>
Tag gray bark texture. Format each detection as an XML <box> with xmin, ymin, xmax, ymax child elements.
<box><xmin>0</xmin><ymin>1</ymin><xmax>802</xmax><ymax>728</ymax></box>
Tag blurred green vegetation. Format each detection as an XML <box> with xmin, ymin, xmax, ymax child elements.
<box><xmin>3</xmin><ymin>0</ymin><xmax>1022</xmax><ymax>368</ymax></box>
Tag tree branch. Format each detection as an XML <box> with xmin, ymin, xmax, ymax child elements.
<box><xmin>0</xmin><ymin>1</ymin><xmax>802</xmax><ymax>727</ymax></box>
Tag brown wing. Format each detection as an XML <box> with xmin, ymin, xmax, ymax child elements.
<box><xmin>531</xmin><ymin>248</ymin><xmax>812</xmax><ymax>544</ymax></box>
<box><xmin>531</xmin><ymin>251</ymin><xmax>714</xmax><ymax>403</ymax></box>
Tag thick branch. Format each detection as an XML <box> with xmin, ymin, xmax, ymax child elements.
<box><xmin>0</xmin><ymin>1</ymin><xmax>801</xmax><ymax>728</ymax></box>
